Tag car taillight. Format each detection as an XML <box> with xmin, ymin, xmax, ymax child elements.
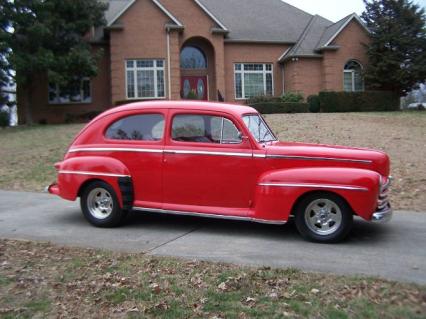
<box><xmin>54</xmin><ymin>162</ymin><xmax>62</xmax><ymax>171</ymax></box>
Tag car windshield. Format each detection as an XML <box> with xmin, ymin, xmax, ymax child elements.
<box><xmin>242</xmin><ymin>114</ymin><xmax>277</xmax><ymax>143</ymax></box>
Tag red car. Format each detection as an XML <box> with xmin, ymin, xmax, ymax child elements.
<box><xmin>48</xmin><ymin>101</ymin><xmax>392</xmax><ymax>243</ymax></box>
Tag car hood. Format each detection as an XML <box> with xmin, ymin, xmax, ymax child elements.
<box><xmin>266</xmin><ymin>141</ymin><xmax>390</xmax><ymax>176</ymax></box>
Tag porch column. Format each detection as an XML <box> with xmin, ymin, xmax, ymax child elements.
<box><xmin>168</xmin><ymin>31</ymin><xmax>181</xmax><ymax>100</ymax></box>
<box><xmin>212</xmin><ymin>36</ymin><xmax>226</xmax><ymax>101</ymax></box>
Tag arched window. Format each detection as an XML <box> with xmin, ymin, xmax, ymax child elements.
<box><xmin>344</xmin><ymin>60</ymin><xmax>364</xmax><ymax>92</ymax></box>
<box><xmin>180</xmin><ymin>46</ymin><xmax>207</xmax><ymax>69</ymax></box>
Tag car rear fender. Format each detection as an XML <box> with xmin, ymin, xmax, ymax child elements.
<box><xmin>55</xmin><ymin>156</ymin><xmax>133</xmax><ymax>209</ymax></box>
<box><xmin>253</xmin><ymin>167</ymin><xmax>381</xmax><ymax>221</ymax></box>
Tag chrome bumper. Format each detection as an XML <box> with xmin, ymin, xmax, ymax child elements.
<box><xmin>372</xmin><ymin>176</ymin><xmax>393</xmax><ymax>223</ymax></box>
<box><xmin>372</xmin><ymin>204</ymin><xmax>393</xmax><ymax>223</ymax></box>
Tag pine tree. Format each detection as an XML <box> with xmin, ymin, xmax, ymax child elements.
<box><xmin>0</xmin><ymin>0</ymin><xmax>108</xmax><ymax>123</ymax></box>
<box><xmin>362</xmin><ymin>0</ymin><xmax>426</xmax><ymax>96</ymax></box>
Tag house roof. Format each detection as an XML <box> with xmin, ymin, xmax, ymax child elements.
<box><xmin>100</xmin><ymin>0</ymin><xmax>369</xmax><ymax>58</ymax></box>
<box><xmin>199</xmin><ymin>0</ymin><xmax>313</xmax><ymax>43</ymax></box>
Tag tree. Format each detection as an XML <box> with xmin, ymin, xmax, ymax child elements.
<box><xmin>0</xmin><ymin>0</ymin><xmax>108</xmax><ymax>124</ymax></box>
<box><xmin>361</xmin><ymin>0</ymin><xmax>426</xmax><ymax>96</ymax></box>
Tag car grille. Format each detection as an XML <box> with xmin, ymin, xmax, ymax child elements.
<box><xmin>377</xmin><ymin>177</ymin><xmax>391</xmax><ymax>210</ymax></box>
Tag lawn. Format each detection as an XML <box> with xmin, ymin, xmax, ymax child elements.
<box><xmin>0</xmin><ymin>112</ymin><xmax>425</xmax><ymax>318</ymax></box>
<box><xmin>0</xmin><ymin>239</ymin><xmax>424</xmax><ymax>318</ymax></box>
<box><xmin>0</xmin><ymin>111</ymin><xmax>425</xmax><ymax>211</ymax></box>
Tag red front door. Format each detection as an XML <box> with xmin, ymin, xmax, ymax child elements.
<box><xmin>181</xmin><ymin>76</ymin><xmax>208</xmax><ymax>100</ymax></box>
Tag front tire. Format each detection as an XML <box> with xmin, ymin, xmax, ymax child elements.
<box><xmin>80</xmin><ymin>181</ymin><xmax>125</xmax><ymax>228</ymax></box>
<box><xmin>294</xmin><ymin>192</ymin><xmax>353</xmax><ymax>243</ymax></box>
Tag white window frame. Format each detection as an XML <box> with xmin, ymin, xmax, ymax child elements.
<box><xmin>48</xmin><ymin>78</ymin><xmax>91</xmax><ymax>105</ymax></box>
<box><xmin>343</xmin><ymin>60</ymin><xmax>364</xmax><ymax>92</ymax></box>
<box><xmin>125</xmin><ymin>59</ymin><xmax>166</xmax><ymax>100</ymax></box>
<box><xmin>234</xmin><ymin>63</ymin><xmax>274</xmax><ymax>100</ymax></box>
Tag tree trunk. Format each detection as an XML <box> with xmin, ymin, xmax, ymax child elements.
<box><xmin>24</xmin><ymin>83</ymin><xmax>33</xmax><ymax>125</ymax></box>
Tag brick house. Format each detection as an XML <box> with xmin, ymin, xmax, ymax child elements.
<box><xmin>19</xmin><ymin>0</ymin><xmax>370</xmax><ymax>124</ymax></box>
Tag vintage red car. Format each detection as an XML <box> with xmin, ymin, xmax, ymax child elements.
<box><xmin>48</xmin><ymin>101</ymin><xmax>392</xmax><ymax>243</ymax></box>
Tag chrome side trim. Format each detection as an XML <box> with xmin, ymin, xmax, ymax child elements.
<box><xmin>69</xmin><ymin>147</ymin><xmax>163</xmax><ymax>154</ymax></box>
<box><xmin>168</xmin><ymin>150</ymin><xmax>252</xmax><ymax>158</ymax></box>
<box><xmin>265</xmin><ymin>154</ymin><xmax>372</xmax><ymax>164</ymax></box>
<box><xmin>59</xmin><ymin>170</ymin><xmax>130</xmax><ymax>178</ymax></box>
<box><xmin>133</xmin><ymin>206</ymin><xmax>287</xmax><ymax>225</ymax></box>
<box><xmin>258</xmin><ymin>182</ymin><xmax>368</xmax><ymax>192</ymax></box>
<box><xmin>69</xmin><ymin>147</ymin><xmax>252</xmax><ymax>158</ymax></box>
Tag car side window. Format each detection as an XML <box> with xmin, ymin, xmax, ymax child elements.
<box><xmin>105</xmin><ymin>114</ymin><xmax>165</xmax><ymax>141</ymax></box>
<box><xmin>172</xmin><ymin>114</ymin><xmax>242</xmax><ymax>144</ymax></box>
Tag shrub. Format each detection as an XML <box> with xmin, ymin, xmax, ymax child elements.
<box><xmin>186</xmin><ymin>90</ymin><xmax>199</xmax><ymax>100</ymax></box>
<box><xmin>247</xmin><ymin>95</ymin><xmax>282</xmax><ymax>104</ymax></box>
<box><xmin>281</xmin><ymin>92</ymin><xmax>304</xmax><ymax>103</ymax></box>
<box><xmin>307</xmin><ymin>95</ymin><xmax>320</xmax><ymax>113</ymax></box>
<box><xmin>64</xmin><ymin>111</ymin><xmax>102</xmax><ymax>124</ymax></box>
<box><xmin>249</xmin><ymin>102</ymin><xmax>309</xmax><ymax>114</ymax></box>
<box><xmin>318</xmin><ymin>91</ymin><xmax>400</xmax><ymax>112</ymax></box>
<box><xmin>0</xmin><ymin>110</ymin><xmax>9</xmax><ymax>127</ymax></box>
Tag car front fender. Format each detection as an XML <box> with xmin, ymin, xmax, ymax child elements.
<box><xmin>253</xmin><ymin>167</ymin><xmax>381</xmax><ymax>221</ymax></box>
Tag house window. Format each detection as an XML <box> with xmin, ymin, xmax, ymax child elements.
<box><xmin>234</xmin><ymin>63</ymin><xmax>273</xmax><ymax>99</ymax></box>
<box><xmin>180</xmin><ymin>46</ymin><xmax>207</xmax><ymax>69</ymax></box>
<box><xmin>344</xmin><ymin>60</ymin><xmax>364</xmax><ymax>92</ymax></box>
<box><xmin>48</xmin><ymin>78</ymin><xmax>91</xmax><ymax>104</ymax></box>
<box><xmin>126</xmin><ymin>59</ymin><xmax>165</xmax><ymax>99</ymax></box>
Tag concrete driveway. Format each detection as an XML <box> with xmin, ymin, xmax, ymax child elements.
<box><xmin>0</xmin><ymin>190</ymin><xmax>425</xmax><ymax>285</ymax></box>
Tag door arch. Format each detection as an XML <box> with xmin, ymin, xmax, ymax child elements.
<box><xmin>180</xmin><ymin>37</ymin><xmax>216</xmax><ymax>101</ymax></box>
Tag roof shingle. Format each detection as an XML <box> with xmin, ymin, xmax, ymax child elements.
<box><xmin>100</xmin><ymin>0</ymin><xmax>368</xmax><ymax>58</ymax></box>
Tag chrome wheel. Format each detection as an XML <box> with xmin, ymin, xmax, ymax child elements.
<box><xmin>87</xmin><ymin>188</ymin><xmax>113</xmax><ymax>220</ymax></box>
<box><xmin>304</xmin><ymin>198</ymin><xmax>342</xmax><ymax>236</ymax></box>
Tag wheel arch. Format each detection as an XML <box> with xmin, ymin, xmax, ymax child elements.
<box><xmin>253</xmin><ymin>167</ymin><xmax>380</xmax><ymax>221</ymax></box>
<box><xmin>291</xmin><ymin>190</ymin><xmax>354</xmax><ymax>216</ymax></box>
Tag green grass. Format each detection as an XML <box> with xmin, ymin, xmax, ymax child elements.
<box><xmin>0</xmin><ymin>239</ymin><xmax>424</xmax><ymax>318</ymax></box>
<box><xmin>0</xmin><ymin>124</ymin><xmax>83</xmax><ymax>191</ymax></box>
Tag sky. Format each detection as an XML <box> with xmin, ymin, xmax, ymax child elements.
<box><xmin>283</xmin><ymin>0</ymin><xmax>426</xmax><ymax>22</ymax></box>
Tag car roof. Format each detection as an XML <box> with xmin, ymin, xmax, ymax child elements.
<box><xmin>97</xmin><ymin>101</ymin><xmax>258</xmax><ymax>119</ymax></box>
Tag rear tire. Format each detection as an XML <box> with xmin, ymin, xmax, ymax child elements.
<box><xmin>80</xmin><ymin>181</ymin><xmax>125</xmax><ymax>228</ymax></box>
<box><xmin>294</xmin><ymin>192</ymin><xmax>353</xmax><ymax>243</ymax></box>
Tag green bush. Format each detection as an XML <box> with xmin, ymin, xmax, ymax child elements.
<box><xmin>249</xmin><ymin>102</ymin><xmax>309</xmax><ymax>114</ymax></box>
<box><xmin>186</xmin><ymin>90</ymin><xmax>199</xmax><ymax>100</ymax></box>
<box><xmin>281</xmin><ymin>92</ymin><xmax>304</xmax><ymax>103</ymax></box>
<box><xmin>0</xmin><ymin>110</ymin><xmax>9</xmax><ymax>127</ymax></box>
<box><xmin>307</xmin><ymin>95</ymin><xmax>320</xmax><ymax>113</ymax></box>
<box><xmin>247</xmin><ymin>95</ymin><xmax>282</xmax><ymax>104</ymax></box>
<box><xmin>319</xmin><ymin>91</ymin><xmax>400</xmax><ymax>112</ymax></box>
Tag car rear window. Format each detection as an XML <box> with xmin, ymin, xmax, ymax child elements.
<box><xmin>105</xmin><ymin>114</ymin><xmax>164</xmax><ymax>141</ymax></box>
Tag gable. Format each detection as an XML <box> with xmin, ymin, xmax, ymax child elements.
<box><xmin>105</xmin><ymin>0</ymin><xmax>182</xmax><ymax>27</ymax></box>
<box><xmin>160</xmin><ymin>0</ymin><xmax>225</xmax><ymax>36</ymax></box>
<box><xmin>320</xmin><ymin>14</ymin><xmax>369</xmax><ymax>48</ymax></box>
<box><xmin>331</xmin><ymin>19</ymin><xmax>371</xmax><ymax>47</ymax></box>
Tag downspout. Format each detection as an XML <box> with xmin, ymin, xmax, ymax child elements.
<box><xmin>167</xmin><ymin>30</ymin><xmax>172</xmax><ymax>99</ymax></box>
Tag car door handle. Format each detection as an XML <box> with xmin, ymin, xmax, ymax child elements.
<box><xmin>164</xmin><ymin>150</ymin><xmax>177</xmax><ymax>155</ymax></box>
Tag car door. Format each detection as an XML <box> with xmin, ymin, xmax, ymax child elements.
<box><xmin>162</xmin><ymin>110</ymin><xmax>256</xmax><ymax>216</ymax></box>
<box><xmin>103</xmin><ymin>110</ymin><xmax>166</xmax><ymax>208</ymax></box>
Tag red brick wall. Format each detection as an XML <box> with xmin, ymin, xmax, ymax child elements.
<box><xmin>161</xmin><ymin>0</ymin><xmax>226</xmax><ymax>101</ymax></box>
<box><xmin>224</xmin><ymin>43</ymin><xmax>289</xmax><ymax>103</ymax></box>
<box><xmin>18</xmin><ymin>44</ymin><xmax>111</xmax><ymax>124</ymax></box>
<box><xmin>322</xmin><ymin>20</ymin><xmax>370</xmax><ymax>91</ymax></box>
<box><xmin>109</xmin><ymin>0</ymin><xmax>169</xmax><ymax>103</ymax></box>
<box><xmin>282</xmin><ymin>20</ymin><xmax>369</xmax><ymax>99</ymax></box>
<box><xmin>283</xmin><ymin>58</ymin><xmax>323</xmax><ymax>99</ymax></box>
<box><xmin>18</xmin><ymin>1</ymin><xmax>371</xmax><ymax>123</ymax></box>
